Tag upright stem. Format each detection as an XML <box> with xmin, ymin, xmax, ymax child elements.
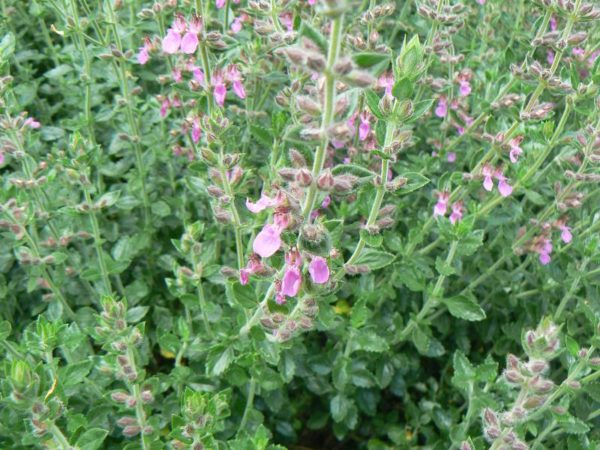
<box><xmin>104</xmin><ymin>0</ymin><xmax>150</xmax><ymax>225</ymax></box>
<box><xmin>342</xmin><ymin>121</ymin><xmax>397</xmax><ymax>271</ymax></box>
<box><xmin>237</xmin><ymin>378</ymin><xmax>256</xmax><ymax>434</ymax></box>
<box><xmin>83</xmin><ymin>187</ymin><xmax>113</xmax><ymax>295</ymax></box>
<box><xmin>302</xmin><ymin>14</ymin><xmax>344</xmax><ymax>218</ymax></box>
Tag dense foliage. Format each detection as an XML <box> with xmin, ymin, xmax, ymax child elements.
<box><xmin>1</xmin><ymin>0</ymin><xmax>599</xmax><ymax>449</ymax></box>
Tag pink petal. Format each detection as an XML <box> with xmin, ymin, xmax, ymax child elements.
<box><xmin>240</xmin><ymin>269</ymin><xmax>250</xmax><ymax>285</ymax></box>
<box><xmin>180</xmin><ymin>32</ymin><xmax>199</xmax><ymax>54</ymax></box>
<box><xmin>216</xmin><ymin>0</ymin><xmax>226</xmax><ymax>8</ymax></box>
<box><xmin>231</xmin><ymin>18</ymin><xmax>243</xmax><ymax>33</ymax></box>
<box><xmin>246</xmin><ymin>193</ymin><xmax>278</xmax><ymax>213</ymax></box>
<box><xmin>214</xmin><ymin>84</ymin><xmax>227</xmax><ymax>107</ymax></box>
<box><xmin>498</xmin><ymin>180</ymin><xmax>513</xmax><ymax>197</ymax></box>
<box><xmin>433</xmin><ymin>202</ymin><xmax>447</xmax><ymax>217</ymax></box>
<box><xmin>253</xmin><ymin>224</ymin><xmax>282</xmax><ymax>258</ymax></box>
<box><xmin>162</xmin><ymin>29</ymin><xmax>181</xmax><ymax>54</ymax></box>
<box><xmin>137</xmin><ymin>48</ymin><xmax>149</xmax><ymax>65</ymax></box>
<box><xmin>560</xmin><ymin>227</ymin><xmax>572</xmax><ymax>244</ymax></box>
<box><xmin>309</xmin><ymin>257</ymin><xmax>330</xmax><ymax>284</ymax></box>
<box><xmin>359</xmin><ymin>122</ymin><xmax>370</xmax><ymax>141</ymax></box>
<box><xmin>539</xmin><ymin>252</ymin><xmax>551</xmax><ymax>265</ymax></box>
<box><xmin>435</xmin><ymin>99</ymin><xmax>447</xmax><ymax>118</ymax></box>
<box><xmin>459</xmin><ymin>81</ymin><xmax>471</xmax><ymax>97</ymax></box>
<box><xmin>483</xmin><ymin>176</ymin><xmax>494</xmax><ymax>192</ymax></box>
<box><xmin>281</xmin><ymin>266</ymin><xmax>302</xmax><ymax>297</ymax></box>
<box><xmin>233</xmin><ymin>81</ymin><xmax>246</xmax><ymax>99</ymax></box>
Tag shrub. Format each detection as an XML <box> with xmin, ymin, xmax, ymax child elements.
<box><xmin>0</xmin><ymin>0</ymin><xmax>599</xmax><ymax>449</ymax></box>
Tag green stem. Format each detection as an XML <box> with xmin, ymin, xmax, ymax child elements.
<box><xmin>48</xmin><ymin>423</ymin><xmax>75</xmax><ymax>450</ymax></box>
<box><xmin>398</xmin><ymin>241</ymin><xmax>458</xmax><ymax>342</ymax></box>
<box><xmin>301</xmin><ymin>14</ymin><xmax>344</xmax><ymax>218</ymax></box>
<box><xmin>342</xmin><ymin>121</ymin><xmax>397</xmax><ymax>271</ymax></box>
<box><xmin>83</xmin><ymin>187</ymin><xmax>113</xmax><ymax>295</ymax></box>
<box><xmin>554</xmin><ymin>257</ymin><xmax>590</xmax><ymax>320</ymax></box>
<box><xmin>237</xmin><ymin>378</ymin><xmax>257</xmax><ymax>434</ymax></box>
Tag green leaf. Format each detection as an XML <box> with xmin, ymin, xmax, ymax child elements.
<box><xmin>61</xmin><ymin>360</ymin><xmax>92</xmax><ymax>387</ymax></box>
<box><xmin>398</xmin><ymin>172</ymin><xmax>430</xmax><ymax>195</ymax></box>
<box><xmin>353</xmin><ymin>52</ymin><xmax>390</xmax><ymax>68</ymax></box>
<box><xmin>350</xmin><ymin>298</ymin><xmax>369</xmax><ymax>328</ymax></box>
<box><xmin>207</xmin><ymin>346</ymin><xmax>234</xmax><ymax>376</ymax></box>
<box><xmin>331</xmin><ymin>164</ymin><xmax>376</xmax><ymax>179</ymax></box>
<box><xmin>228</xmin><ymin>282</ymin><xmax>257</xmax><ymax>308</ymax></box>
<box><xmin>392</xmin><ymin>77</ymin><xmax>414</xmax><ymax>99</ymax></box>
<box><xmin>360</xmin><ymin>229</ymin><xmax>383</xmax><ymax>248</ymax></box>
<box><xmin>0</xmin><ymin>320</ymin><xmax>11</xmax><ymax>340</ymax></box>
<box><xmin>457</xmin><ymin>230</ymin><xmax>485</xmax><ymax>256</ymax></box>
<box><xmin>451</xmin><ymin>351</ymin><xmax>475</xmax><ymax>390</ymax></box>
<box><xmin>75</xmin><ymin>428</ymin><xmax>108</xmax><ymax>450</ymax></box>
<box><xmin>554</xmin><ymin>414</ymin><xmax>590</xmax><ymax>434</ymax></box>
<box><xmin>330</xmin><ymin>394</ymin><xmax>352</xmax><ymax>423</ymax></box>
<box><xmin>0</xmin><ymin>33</ymin><xmax>16</xmax><ymax>61</ymax></box>
<box><xmin>365</xmin><ymin>90</ymin><xmax>383</xmax><ymax>119</ymax></box>
<box><xmin>565</xmin><ymin>336</ymin><xmax>580</xmax><ymax>357</ymax></box>
<box><xmin>352</xmin><ymin>330</ymin><xmax>389</xmax><ymax>353</ymax></box>
<box><xmin>97</xmin><ymin>190</ymin><xmax>121</xmax><ymax>208</ymax></box>
<box><xmin>435</xmin><ymin>256</ymin><xmax>456</xmax><ymax>276</ymax></box>
<box><xmin>250</xmin><ymin>125</ymin><xmax>273</xmax><ymax>147</ymax></box>
<box><xmin>354</xmin><ymin>249</ymin><xmax>395</xmax><ymax>271</ymax></box>
<box><xmin>126</xmin><ymin>306</ymin><xmax>149</xmax><ymax>323</ymax></box>
<box><xmin>444</xmin><ymin>295</ymin><xmax>486</xmax><ymax>321</ymax></box>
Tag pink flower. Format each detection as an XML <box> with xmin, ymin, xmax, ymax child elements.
<box><xmin>160</xmin><ymin>98</ymin><xmax>170</xmax><ymax>117</ymax></box>
<box><xmin>309</xmin><ymin>256</ymin><xmax>330</xmax><ymax>284</ymax></box>
<box><xmin>24</xmin><ymin>117</ymin><xmax>41</xmax><ymax>129</ymax></box>
<box><xmin>191</xmin><ymin>67</ymin><xmax>205</xmax><ymax>85</ymax></box>
<box><xmin>308</xmin><ymin>0</ymin><xmax>316</xmax><ymax>4</ymax></box>
<box><xmin>509</xmin><ymin>136</ymin><xmax>523</xmax><ymax>163</ymax></box>
<box><xmin>226</xmin><ymin>65</ymin><xmax>246</xmax><ymax>99</ymax></box>
<box><xmin>279</xmin><ymin>12</ymin><xmax>294</xmax><ymax>32</ymax></box>
<box><xmin>137</xmin><ymin>47</ymin><xmax>149</xmax><ymax>64</ymax></box>
<box><xmin>559</xmin><ymin>225</ymin><xmax>572</xmax><ymax>244</ymax></box>
<box><xmin>239</xmin><ymin>256</ymin><xmax>263</xmax><ymax>285</ymax></box>
<box><xmin>216</xmin><ymin>0</ymin><xmax>226</xmax><ymax>8</ymax></box>
<box><xmin>181</xmin><ymin>32</ymin><xmax>199</xmax><ymax>54</ymax></box>
<box><xmin>459</xmin><ymin>80</ymin><xmax>471</xmax><ymax>97</ymax></box>
<box><xmin>449</xmin><ymin>201</ymin><xmax>463</xmax><ymax>224</ymax></box>
<box><xmin>281</xmin><ymin>265</ymin><xmax>301</xmax><ymax>298</ymax></box>
<box><xmin>253</xmin><ymin>224</ymin><xmax>282</xmax><ymax>258</ymax></box>
<box><xmin>538</xmin><ymin>238</ymin><xmax>553</xmax><ymax>265</ymax></box>
<box><xmin>213</xmin><ymin>73</ymin><xmax>227</xmax><ymax>107</ymax></box>
<box><xmin>572</xmin><ymin>47</ymin><xmax>585</xmax><ymax>57</ymax></box>
<box><xmin>550</xmin><ymin>15</ymin><xmax>557</xmax><ymax>32</ymax></box>
<box><xmin>162</xmin><ymin>28</ymin><xmax>182</xmax><ymax>54</ymax></box>
<box><xmin>172</xmin><ymin>68</ymin><xmax>182</xmax><ymax>82</ymax></box>
<box><xmin>482</xmin><ymin>164</ymin><xmax>494</xmax><ymax>192</ymax></box>
<box><xmin>246</xmin><ymin>192</ymin><xmax>281</xmax><ymax>213</ymax></box>
<box><xmin>231</xmin><ymin>16</ymin><xmax>243</xmax><ymax>33</ymax></box>
<box><xmin>547</xmin><ymin>50</ymin><xmax>555</xmax><ymax>66</ymax></box>
<box><xmin>191</xmin><ymin>117</ymin><xmax>202</xmax><ymax>144</ymax></box>
<box><xmin>0</xmin><ymin>151</ymin><xmax>4</xmax><ymax>165</ymax></box>
<box><xmin>435</xmin><ymin>96</ymin><xmax>447</xmax><ymax>118</ymax></box>
<box><xmin>477</xmin><ymin>0</ymin><xmax>485</xmax><ymax>4</ymax></box>
<box><xmin>494</xmin><ymin>169</ymin><xmax>513</xmax><ymax>197</ymax></box>
<box><xmin>359</xmin><ymin>112</ymin><xmax>371</xmax><ymax>141</ymax></box>
<box><xmin>433</xmin><ymin>191</ymin><xmax>450</xmax><ymax>217</ymax></box>
<box><xmin>378</xmin><ymin>72</ymin><xmax>394</xmax><ymax>96</ymax></box>
<box><xmin>447</xmin><ymin>152</ymin><xmax>456</xmax><ymax>163</ymax></box>
<box><xmin>321</xmin><ymin>195</ymin><xmax>331</xmax><ymax>208</ymax></box>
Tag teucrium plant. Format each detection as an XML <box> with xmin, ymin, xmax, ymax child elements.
<box><xmin>0</xmin><ymin>0</ymin><xmax>599</xmax><ymax>448</ymax></box>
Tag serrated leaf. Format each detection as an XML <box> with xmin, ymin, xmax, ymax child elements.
<box><xmin>457</xmin><ymin>230</ymin><xmax>484</xmax><ymax>256</ymax></box>
<box><xmin>250</xmin><ymin>125</ymin><xmax>273</xmax><ymax>147</ymax></box>
<box><xmin>350</xmin><ymin>298</ymin><xmax>369</xmax><ymax>329</ymax></box>
<box><xmin>399</xmin><ymin>172</ymin><xmax>430</xmax><ymax>195</ymax></box>
<box><xmin>444</xmin><ymin>295</ymin><xmax>486</xmax><ymax>321</ymax></box>
<box><xmin>75</xmin><ymin>428</ymin><xmax>108</xmax><ymax>450</ymax></box>
<box><xmin>208</xmin><ymin>346</ymin><xmax>234</xmax><ymax>376</ymax></box>
<box><xmin>353</xmin><ymin>52</ymin><xmax>389</xmax><ymax>68</ymax></box>
<box><xmin>0</xmin><ymin>320</ymin><xmax>11</xmax><ymax>340</ymax></box>
<box><xmin>435</xmin><ymin>256</ymin><xmax>456</xmax><ymax>276</ymax></box>
<box><xmin>392</xmin><ymin>77</ymin><xmax>414</xmax><ymax>99</ymax></box>
<box><xmin>364</xmin><ymin>90</ymin><xmax>383</xmax><ymax>119</ymax></box>
<box><xmin>360</xmin><ymin>229</ymin><xmax>383</xmax><ymax>248</ymax></box>
<box><xmin>352</xmin><ymin>330</ymin><xmax>389</xmax><ymax>353</ymax></box>
<box><xmin>126</xmin><ymin>306</ymin><xmax>149</xmax><ymax>323</ymax></box>
<box><xmin>354</xmin><ymin>249</ymin><xmax>395</xmax><ymax>271</ymax></box>
<box><xmin>452</xmin><ymin>351</ymin><xmax>475</xmax><ymax>390</ymax></box>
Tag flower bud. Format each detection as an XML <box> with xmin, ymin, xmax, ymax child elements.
<box><xmin>295</xmin><ymin>168</ymin><xmax>313</xmax><ymax>187</ymax></box>
<box><xmin>122</xmin><ymin>425</ymin><xmax>141</xmax><ymax>437</ymax></box>
<box><xmin>317</xmin><ymin>170</ymin><xmax>334</xmax><ymax>191</ymax></box>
